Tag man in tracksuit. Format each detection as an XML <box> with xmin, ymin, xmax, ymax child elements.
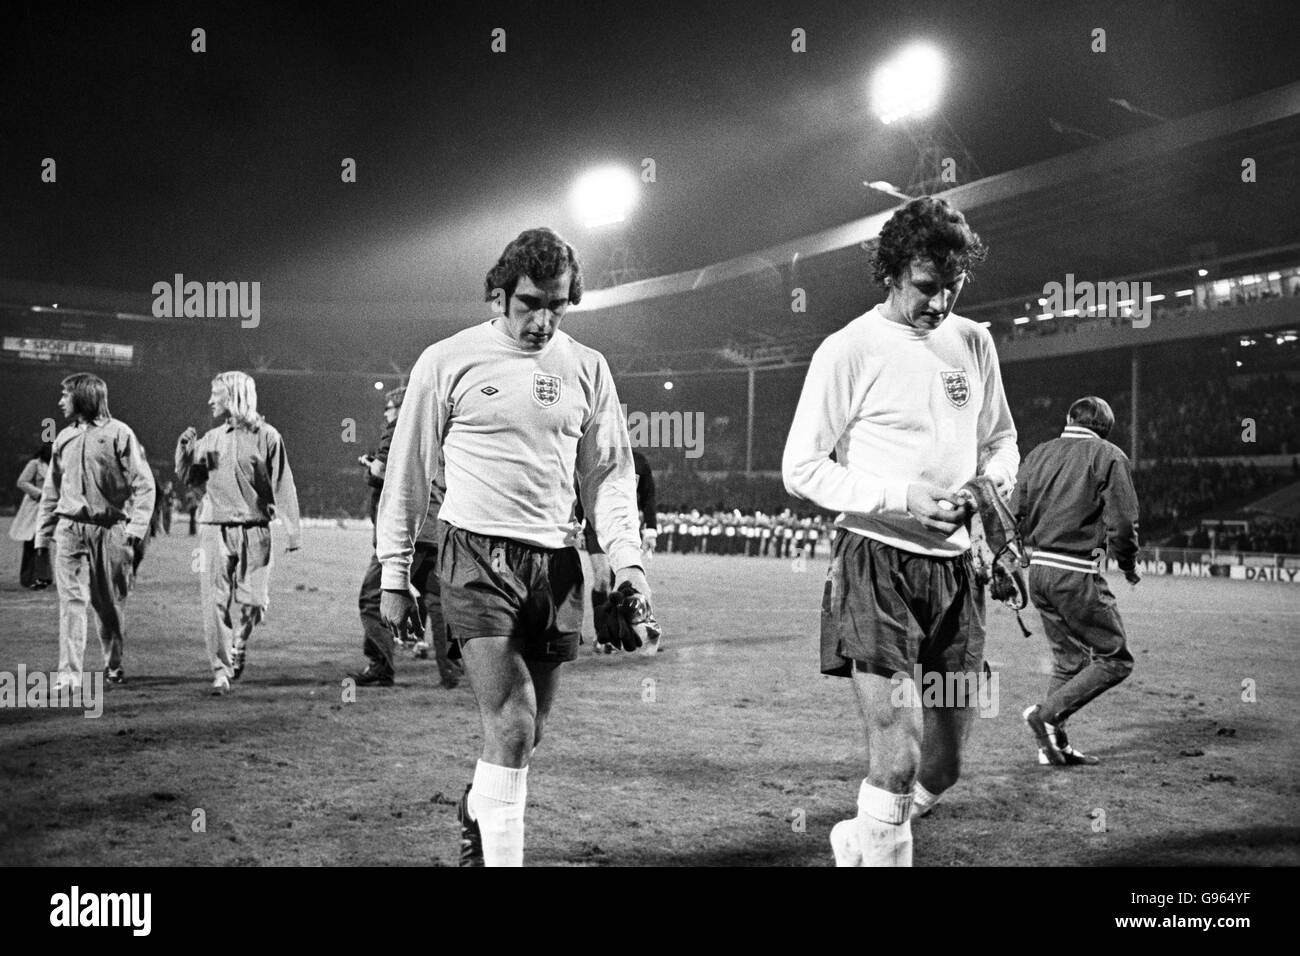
<box><xmin>36</xmin><ymin>373</ymin><xmax>156</xmax><ymax>691</ymax></box>
<box><xmin>1014</xmin><ymin>396</ymin><xmax>1139</xmax><ymax>767</ymax></box>
<box><xmin>350</xmin><ymin>386</ymin><xmax>459</xmax><ymax>688</ymax></box>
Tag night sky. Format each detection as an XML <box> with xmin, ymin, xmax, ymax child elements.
<box><xmin>4</xmin><ymin>0</ymin><xmax>1298</xmax><ymax>311</ymax></box>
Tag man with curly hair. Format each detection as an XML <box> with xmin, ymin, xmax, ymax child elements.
<box><xmin>377</xmin><ymin>227</ymin><xmax>649</xmax><ymax>866</ymax></box>
<box><xmin>783</xmin><ymin>197</ymin><xmax>1019</xmax><ymax>866</ymax></box>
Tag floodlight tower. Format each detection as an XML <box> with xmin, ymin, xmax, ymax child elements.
<box><xmin>571</xmin><ymin>166</ymin><xmax>643</xmax><ymax>289</ymax></box>
<box><xmin>869</xmin><ymin>44</ymin><xmax>982</xmax><ymax>197</ymax></box>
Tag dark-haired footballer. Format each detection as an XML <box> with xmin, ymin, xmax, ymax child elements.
<box><xmin>376</xmin><ymin>228</ymin><xmax>650</xmax><ymax>866</ymax></box>
<box><xmin>783</xmin><ymin>197</ymin><xmax>1019</xmax><ymax>866</ymax></box>
<box><xmin>1015</xmin><ymin>396</ymin><xmax>1139</xmax><ymax>767</ymax></box>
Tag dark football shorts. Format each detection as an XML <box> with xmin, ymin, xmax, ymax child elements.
<box><xmin>820</xmin><ymin>529</ymin><xmax>986</xmax><ymax>680</ymax></box>
<box><xmin>436</xmin><ymin>521</ymin><xmax>584</xmax><ymax>663</ymax></box>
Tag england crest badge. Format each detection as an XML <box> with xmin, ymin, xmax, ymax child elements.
<box><xmin>940</xmin><ymin>369</ymin><xmax>970</xmax><ymax>408</ymax></box>
<box><xmin>533</xmin><ymin>372</ymin><xmax>562</xmax><ymax>408</ymax></box>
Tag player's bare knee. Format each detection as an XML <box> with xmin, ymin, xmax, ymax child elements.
<box><xmin>870</xmin><ymin>740</ymin><xmax>921</xmax><ymax>793</ymax></box>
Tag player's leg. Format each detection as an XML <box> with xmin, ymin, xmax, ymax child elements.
<box><xmin>1022</xmin><ymin>566</ymin><xmax>1083</xmax><ymax>763</ymax></box>
<box><xmin>526</xmin><ymin>658</ymin><xmax>562</xmax><ymax>751</ymax></box>
<box><xmin>849</xmin><ymin>668</ymin><xmax>920</xmax><ymax>866</ymax></box>
<box><xmin>823</xmin><ymin>532</ymin><xmax>922</xmax><ymax>866</ymax></box>
<box><xmin>85</xmin><ymin>524</ymin><xmax>131</xmax><ymax>681</ymax></box>
<box><xmin>199</xmin><ymin>525</ymin><xmax>236</xmax><ymax>690</ymax></box>
<box><xmin>229</xmin><ymin>526</ymin><xmax>272</xmax><ymax>679</ymax></box>
<box><xmin>458</xmin><ymin>635</ymin><xmax>537</xmax><ymax>866</ymax></box>
<box><xmin>587</xmin><ymin>540</ymin><xmax>613</xmax><ymax>653</ymax></box>
<box><xmin>53</xmin><ymin>520</ymin><xmax>91</xmax><ymax>689</ymax></box>
<box><xmin>912</xmin><ymin>700</ymin><xmax>976</xmax><ymax>819</ymax></box>
<box><xmin>411</xmin><ymin>542</ymin><xmax>459</xmax><ymax>686</ymax></box>
<box><xmin>912</xmin><ymin>553</ymin><xmax>986</xmax><ymax>815</ymax></box>
<box><xmin>353</xmin><ymin>548</ymin><xmax>395</xmax><ymax>683</ymax></box>
<box><xmin>1038</xmin><ymin>572</ymin><xmax>1133</xmax><ymax>761</ymax></box>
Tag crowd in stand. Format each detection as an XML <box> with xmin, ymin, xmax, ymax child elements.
<box><xmin>1164</xmin><ymin>518</ymin><xmax>1300</xmax><ymax>555</ymax></box>
<box><xmin>649</xmin><ymin>509</ymin><xmax>834</xmax><ymax>558</ymax></box>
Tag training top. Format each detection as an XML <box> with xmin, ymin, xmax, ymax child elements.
<box><xmin>35</xmin><ymin>418</ymin><xmax>157</xmax><ymax>547</ymax></box>
<box><xmin>377</xmin><ymin>320</ymin><xmax>642</xmax><ymax>591</ymax></box>
<box><xmin>783</xmin><ymin>305</ymin><xmax>1020</xmax><ymax>557</ymax></box>
<box><xmin>1013</xmin><ymin>425</ymin><xmax>1140</xmax><ymax>573</ymax></box>
<box><xmin>174</xmin><ymin>420</ymin><xmax>302</xmax><ymax>549</ymax></box>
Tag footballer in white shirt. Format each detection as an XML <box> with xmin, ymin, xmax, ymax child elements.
<box><xmin>783</xmin><ymin>197</ymin><xmax>1019</xmax><ymax>867</ymax></box>
<box><xmin>377</xmin><ymin>228</ymin><xmax>650</xmax><ymax>866</ymax></box>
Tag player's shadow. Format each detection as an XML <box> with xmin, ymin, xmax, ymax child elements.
<box><xmin>1094</xmin><ymin>826</ymin><xmax>1300</xmax><ymax>865</ymax></box>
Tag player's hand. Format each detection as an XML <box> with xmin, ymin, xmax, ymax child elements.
<box><xmin>380</xmin><ymin>589</ymin><xmax>422</xmax><ymax>642</ymax></box>
<box><xmin>178</xmin><ymin>426</ymin><xmax>198</xmax><ymax>448</ymax></box>
<box><xmin>367</xmin><ymin>458</ymin><xmax>385</xmax><ymax>479</ymax></box>
<box><xmin>641</xmin><ymin>528</ymin><xmax>658</xmax><ymax>552</ymax></box>
<box><xmin>987</xmin><ymin>471</ymin><xmax>1014</xmax><ymax>502</ymax></box>
<box><xmin>907</xmin><ymin>483</ymin><xmax>970</xmax><ymax>535</ymax></box>
<box><xmin>614</xmin><ymin>565</ymin><xmax>650</xmax><ymax>604</ymax></box>
<box><xmin>125</xmin><ymin>534</ymin><xmax>146</xmax><ymax>572</ymax></box>
<box><xmin>1124</xmin><ymin>567</ymin><xmax>1141</xmax><ymax>586</ymax></box>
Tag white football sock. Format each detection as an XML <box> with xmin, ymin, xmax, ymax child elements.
<box><xmin>910</xmin><ymin>780</ymin><xmax>943</xmax><ymax>819</ymax></box>
<box><xmin>856</xmin><ymin>780</ymin><xmax>914</xmax><ymax>867</ymax></box>
<box><xmin>468</xmin><ymin>760</ymin><xmax>528</xmax><ymax>867</ymax></box>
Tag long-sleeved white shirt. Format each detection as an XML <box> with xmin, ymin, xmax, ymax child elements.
<box><xmin>377</xmin><ymin>320</ymin><xmax>642</xmax><ymax>591</ymax></box>
<box><xmin>783</xmin><ymin>305</ymin><xmax>1019</xmax><ymax>557</ymax></box>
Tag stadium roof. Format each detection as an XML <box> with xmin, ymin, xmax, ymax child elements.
<box><xmin>564</xmin><ymin>81</ymin><xmax>1300</xmax><ymax>357</ymax></box>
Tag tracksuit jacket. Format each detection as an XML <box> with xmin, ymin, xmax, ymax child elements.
<box><xmin>1013</xmin><ymin>425</ymin><xmax>1140</xmax><ymax>573</ymax></box>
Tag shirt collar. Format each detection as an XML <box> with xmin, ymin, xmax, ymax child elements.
<box><xmin>1061</xmin><ymin>425</ymin><xmax>1100</xmax><ymax>439</ymax></box>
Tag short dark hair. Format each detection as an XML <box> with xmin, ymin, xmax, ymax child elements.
<box><xmin>60</xmin><ymin>373</ymin><xmax>111</xmax><ymax>422</ymax></box>
<box><xmin>1067</xmin><ymin>396</ymin><xmax>1116</xmax><ymax>438</ymax></box>
<box><xmin>484</xmin><ymin>228</ymin><xmax>583</xmax><ymax>307</ymax></box>
<box><xmin>868</xmin><ymin>196</ymin><xmax>988</xmax><ymax>289</ymax></box>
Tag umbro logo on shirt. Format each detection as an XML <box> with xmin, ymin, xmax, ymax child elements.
<box><xmin>481</xmin><ymin>386</ymin><xmax>499</xmax><ymax>396</ymax></box>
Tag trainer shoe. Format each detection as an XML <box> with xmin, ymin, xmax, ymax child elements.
<box><xmin>1038</xmin><ymin>745</ymin><xmax>1100</xmax><ymax>766</ymax></box>
<box><xmin>412</xmin><ymin>641</ymin><xmax>430</xmax><ymax>660</ymax></box>
<box><xmin>456</xmin><ymin>784</ymin><xmax>485</xmax><ymax>867</ymax></box>
<box><xmin>231</xmin><ymin>642</ymin><xmax>248</xmax><ymax>681</ymax></box>
<box><xmin>1023</xmin><ymin>704</ymin><xmax>1066</xmax><ymax>766</ymax></box>
<box><xmin>349</xmin><ymin>663</ymin><xmax>394</xmax><ymax>687</ymax></box>
<box><xmin>211</xmin><ymin>672</ymin><xmax>231</xmax><ymax>696</ymax></box>
<box><xmin>104</xmin><ymin>667</ymin><xmax>125</xmax><ymax>685</ymax></box>
<box><xmin>830</xmin><ymin>819</ymin><xmax>862</xmax><ymax>867</ymax></box>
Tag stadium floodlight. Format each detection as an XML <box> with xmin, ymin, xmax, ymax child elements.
<box><xmin>1146</xmin><ymin>294</ymin><xmax>1166</xmax><ymax>302</ymax></box>
<box><xmin>871</xmin><ymin>43</ymin><xmax>945</xmax><ymax>125</ymax></box>
<box><xmin>864</xmin><ymin>180</ymin><xmax>912</xmax><ymax>201</ymax></box>
<box><xmin>1013</xmin><ymin>316</ymin><xmax>1030</xmax><ymax>325</ymax></box>
<box><xmin>1175</xmin><ymin>289</ymin><xmax>1194</xmax><ymax>296</ymax></box>
<box><xmin>1197</xmin><ymin>268</ymin><xmax>1209</xmax><ymax>277</ymax></box>
<box><xmin>572</xmin><ymin>166</ymin><xmax>639</xmax><ymax>228</ymax></box>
